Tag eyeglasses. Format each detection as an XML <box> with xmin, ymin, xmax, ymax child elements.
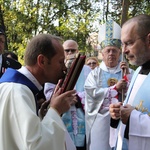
<box><xmin>64</xmin><ymin>49</ymin><xmax>76</xmax><ymax>53</ymax></box>
<box><xmin>122</xmin><ymin>33</ymin><xmax>149</xmax><ymax>49</ymax></box>
<box><xmin>87</xmin><ymin>62</ymin><xmax>97</xmax><ymax>66</ymax></box>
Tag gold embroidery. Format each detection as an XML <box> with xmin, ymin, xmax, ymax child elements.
<box><xmin>107</xmin><ymin>78</ymin><xmax>118</xmax><ymax>87</ymax></box>
<box><xmin>135</xmin><ymin>100</ymin><xmax>150</xmax><ymax>116</ymax></box>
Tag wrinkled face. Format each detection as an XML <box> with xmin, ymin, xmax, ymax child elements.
<box><xmin>0</xmin><ymin>35</ymin><xmax>5</xmax><ymax>54</ymax></box>
<box><xmin>121</xmin><ymin>22</ymin><xmax>150</xmax><ymax>66</ymax></box>
<box><xmin>63</xmin><ymin>41</ymin><xmax>78</xmax><ymax>58</ymax></box>
<box><xmin>101</xmin><ymin>46</ymin><xmax>121</xmax><ymax>67</ymax></box>
<box><xmin>86</xmin><ymin>59</ymin><xmax>98</xmax><ymax>70</ymax></box>
<box><xmin>43</xmin><ymin>40</ymin><xmax>67</xmax><ymax>84</ymax></box>
<box><xmin>64</xmin><ymin>49</ymin><xmax>77</xmax><ymax>57</ymax></box>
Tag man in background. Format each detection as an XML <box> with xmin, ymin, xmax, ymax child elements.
<box><xmin>44</xmin><ymin>39</ymin><xmax>91</xmax><ymax>150</ymax></box>
<box><xmin>63</xmin><ymin>39</ymin><xmax>91</xmax><ymax>150</ymax></box>
<box><xmin>0</xmin><ymin>28</ymin><xmax>21</xmax><ymax>77</ymax></box>
<box><xmin>84</xmin><ymin>20</ymin><xmax>134</xmax><ymax>150</ymax></box>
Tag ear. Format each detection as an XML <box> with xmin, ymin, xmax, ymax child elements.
<box><xmin>37</xmin><ymin>54</ymin><xmax>45</xmax><ymax>67</ymax></box>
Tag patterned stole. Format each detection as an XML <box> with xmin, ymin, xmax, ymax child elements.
<box><xmin>0</xmin><ymin>68</ymin><xmax>40</xmax><ymax>114</ymax></box>
<box><xmin>132</xmin><ymin>73</ymin><xmax>150</xmax><ymax>115</ymax></box>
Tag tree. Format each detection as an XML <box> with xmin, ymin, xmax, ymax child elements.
<box><xmin>0</xmin><ymin>0</ymin><xmax>150</xmax><ymax>64</ymax></box>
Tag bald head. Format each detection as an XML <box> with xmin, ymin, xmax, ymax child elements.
<box><xmin>63</xmin><ymin>40</ymin><xmax>79</xmax><ymax>57</ymax></box>
<box><xmin>63</xmin><ymin>40</ymin><xmax>78</xmax><ymax>50</ymax></box>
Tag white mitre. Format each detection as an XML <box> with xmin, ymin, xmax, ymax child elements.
<box><xmin>98</xmin><ymin>20</ymin><xmax>121</xmax><ymax>49</ymax></box>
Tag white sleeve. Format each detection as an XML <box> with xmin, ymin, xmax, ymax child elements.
<box><xmin>44</xmin><ymin>82</ymin><xmax>56</xmax><ymax>100</ymax></box>
<box><xmin>129</xmin><ymin>109</ymin><xmax>150</xmax><ymax>150</ymax></box>
<box><xmin>3</xmin><ymin>83</ymin><xmax>66</xmax><ymax>150</ymax></box>
<box><xmin>130</xmin><ymin>109</ymin><xmax>150</xmax><ymax>137</ymax></box>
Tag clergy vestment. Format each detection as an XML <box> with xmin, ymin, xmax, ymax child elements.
<box><xmin>62</xmin><ymin>65</ymin><xmax>91</xmax><ymax>149</ymax></box>
<box><xmin>84</xmin><ymin>61</ymin><xmax>134</xmax><ymax>150</ymax></box>
<box><xmin>0</xmin><ymin>67</ymin><xmax>76</xmax><ymax>150</ymax></box>
<box><xmin>116</xmin><ymin>64</ymin><xmax>150</xmax><ymax>150</ymax></box>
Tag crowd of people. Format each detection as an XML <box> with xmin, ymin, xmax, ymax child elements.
<box><xmin>0</xmin><ymin>14</ymin><xmax>150</xmax><ymax>150</ymax></box>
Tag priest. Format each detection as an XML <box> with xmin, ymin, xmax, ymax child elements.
<box><xmin>109</xmin><ymin>14</ymin><xmax>150</xmax><ymax>150</ymax></box>
<box><xmin>84</xmin><ymin>20</ymin><xmax>134</xmax><ymax>150</ymax></box>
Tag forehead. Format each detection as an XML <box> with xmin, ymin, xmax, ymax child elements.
<box><xmin>87</xmin><ymin>58</ymin><xmax>96</xmax><ymax>62</ymax></box>
<box><xmin>103</xmin><ymin>46</ymin><xmax>120</xmax><ymax>51</ymax></box>
<box><xmin>63</xmin><ymin>41</ymin><xmax>78</xmax><ymax>49</ymax></box>
<box><xmin>121</xmin><ymin>22</ymin><xmax>138</xmax><ymax>41</ymax></box>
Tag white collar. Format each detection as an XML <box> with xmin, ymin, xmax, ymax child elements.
<box><xmin>100</xmin><ymin>61</ymin><xmax>121</xmax><ymax>73</ymax></box>
<box><xmin>18</xmin><ymin>66</ymin><xmax>43</xmax><ymax>91</ymax></box>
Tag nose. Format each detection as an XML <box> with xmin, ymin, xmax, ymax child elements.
<box><xmin>109</xmin><ymin>50</ymin><xmax>113</xmax><ymax>54</ymax></box>
<box><xmin>122</xmin><ymin>45</ymin><xmax>128</xmax><ymax>54</ymax></box>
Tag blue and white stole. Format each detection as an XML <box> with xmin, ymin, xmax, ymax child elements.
<box><xmin>118</xmin><ymin>67</ymin><xmax>150</xmax><ymax>150</ymax></box>
<box><xmin>131</xmin><ymin>74</ymin><xmax>150</xmax><ymax>115</ymax></box>
<box><xmin>0</xmin><ymin>68</ymin><xmax>40</xmax><ymax>114</ymax></box>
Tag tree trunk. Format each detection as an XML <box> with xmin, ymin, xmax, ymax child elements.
<box><xmin>121</xmin><ymin>0</ymin><xmax>130</xmax><ymax>27</ymax></box>
<box><xmin>0</xmin><ymin>5</ymin><xmax>8</xmax><ymax>50</ymax></box>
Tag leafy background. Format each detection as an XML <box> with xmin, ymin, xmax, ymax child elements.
<box><xmin>0</xmin><ymin>0</ymin><xmax>150</xmax><ymax>67</ymax></box>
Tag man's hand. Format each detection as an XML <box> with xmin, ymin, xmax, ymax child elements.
<box><xmin>116</xmin><ymin>79</ymin><xmax>127</xmax><ymax>93</ymax></box>
<box><xmin>38</xmin><ymin>100</ymin><xmax>50</xmax><ymax>119</ymax></box>
<box><xmin>109</xmin><ymin>102</ymin><xmax>122</xmax><ymax>120</ymax></box>
<box><xmin>50</xmin><ymin>88</ymin><xmax>77</xmax><ymax>115</ymax></box>
<box><xmin>120</xmin><ymin>61</ymin><xmax>130</xmax><ymax>75</ymax></box>
<box><xmin>120</xmin><ymin>104</ymin><xmax>134</xmax><ymax>124</ymax></box>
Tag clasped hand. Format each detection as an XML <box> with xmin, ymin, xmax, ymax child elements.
<box><xmin>109</xmin><ymin>102</ymin><xmax>134</xmax><ymax>124</ymax></box>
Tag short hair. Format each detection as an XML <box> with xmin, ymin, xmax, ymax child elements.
<box><xmin>123</xmin><ymin>14</ymin><xmax>150</xmax><ymax>38</ymax></box>
<box><xmin>24</xmin><ymin>34</ymin><xmax>62</xmax><ymax>66</ymax></box>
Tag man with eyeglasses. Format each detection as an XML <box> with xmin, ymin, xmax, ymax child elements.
<box><xmin>109</xmin><ymin>14</ymin><xmax>150</xmax><ymax>150</ymax></box>
<box><xmin>62</xmin><ymin>39</ymin><xmax>91</xmax><ymax>150</ymax></box>
<box><xmin>44</xmin><ymin>39</ymin><xmax>91</xmax><ymax>150</ymax></box>
<box><xmin>84</xmin><ymin>20</ymin><xmax>134</xmax><ymax>150</ymax></box>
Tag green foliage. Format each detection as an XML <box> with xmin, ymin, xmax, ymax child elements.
<box><xmin>0</xmin><ymin>0</ymin><xmax>150</xmax><ymax>65</ymax></box>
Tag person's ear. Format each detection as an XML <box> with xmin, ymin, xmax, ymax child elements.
<box><xmin>37</xmin><ymin>54</ymin><xmax>46</xmax><ymax>67</ymax></box>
